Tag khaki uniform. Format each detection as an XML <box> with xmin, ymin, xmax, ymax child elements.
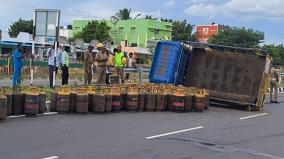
<box><xmin>95</xmin><ymin>50</ymin><xmax>108</xmax><ymax>84</ymax></box>
<box><xmin>270</xmin><ymin>67</ymin><xmax>279</xmax><ymax>102</ymax></box>
<box><xmin>84</xmin><ymin>50</ymin><xmax>93</xmax><ymax>85</ymax></box>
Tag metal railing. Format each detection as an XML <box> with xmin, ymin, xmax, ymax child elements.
<box><xmin>108</xmin><ymin>67</ymin><xmax>150</xmax><ymax>83</ymax></box>
<box><xmin>279</xmin><ymin>73</ymin><xmax>284</xmax><ymax>85</ymax></box>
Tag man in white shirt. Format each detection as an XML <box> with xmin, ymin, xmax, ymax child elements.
<box><xmin>126</xmin><ymin>52</ymin><xmax>136</xmax><ymax>80</ymax></box>
<box><xmin>47</xmin><ymin>41</ymin><xmax>63</xmax><ymax>88</ymax></box>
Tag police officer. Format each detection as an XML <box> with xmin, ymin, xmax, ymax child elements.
<box><xmin>12</xmin><ymin>43</ymin><xmax>24</xmax><ymax>91</ymax></box>
<box><xmin>84</xmin><ymin>45</ymin><xmax>94</xmax><ymax>85</ymax></box>
<box><xmin>95</xmin><ymin>43</ymin><xmax>108</xmax><ymax>84</ymax></box>
<box><xmin>270</xmin><ymin>65</ymin><xmax>281</xmax><ymax>103</ymax></box>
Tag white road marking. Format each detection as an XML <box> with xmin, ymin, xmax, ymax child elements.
<box><xmin>146</xmin><ymin>126</ymin><xmax>204</xmax><ymax>139</ymax></box>
<box><xmin>43</xmin><ymin>112</ymin><xmax>58</xmax><ymax>115</ymax></box>
<box><xmin>7</xmin><ymin>112</ymin><xmax>58</xmax><ymax>119</ymax></box>
<box><xmin>239</xmin><ymin>113</ymin><xmax>268</xmax><ymax>120</ymax></box>
<box><xmin>41</xmin><ymin>156</ymin><xmax>59</xmax><ymax>159</ymax></box>
<box><xmin>7</xmin><ymin>115</ymin><xmax>26</xmax><ymax>119</ymax></box>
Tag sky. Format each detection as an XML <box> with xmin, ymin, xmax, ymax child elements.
<box><xmin>0</xmin><ymin>0</ymin><xmax>283</xmax><ymax>45</ymax></box>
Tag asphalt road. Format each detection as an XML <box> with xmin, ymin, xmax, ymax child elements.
<box><xmin>0</xmin><ymin>96</ymin><xmax>284</xmax><ymax>159</ymax></box>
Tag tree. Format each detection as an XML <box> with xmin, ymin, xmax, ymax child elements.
<box><xmin>172</xmin><ymin>20</ymin><xmax>194</xmax><ymax>41</ymax></box>
<box><xmin>116</xmin><ymin>8</ymin><xmax>131</xmax><ymax>20</ymax></box>
<box><xmin>8</xmin><ymin>19</ymin><xmax>33</xmax><ymax>37</ymax></box>
<box><xmin>74</xmin><ymin>21</ymin><xmax>111</xmax><ymax>43</ymax></box>
<box><xmin>145</xmin><ymin>15</ymin><xmax>153</xmax><ymax>19</ymax></box>
<box><xmin>208</xmin><ymin>27</ymin><xmax>264</xmax><ymax>48</ymax></box>
<box><xmin>161</xmin><ymin>18</ymin><xmax>173</xmax><ymax>23</ymax></box>
<box><xmin>262</xmin><ymin>44</ymin><xmax>284</xmax><ymax>65</ymax></box>
<box><xmin>189</xmin><ymin>32</ymin><xmax>197</xmax><ymax>42</ymax></box>
<box><xmin>161</xmin><ymin>19</ymin><xmax>194</xmax><ymax>41</ymax></box>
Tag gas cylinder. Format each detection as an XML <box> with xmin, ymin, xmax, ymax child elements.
<box><xmin>127</xmin><ymin>87</ymin><xmax>139</xmax><ymax>111</ymax></box>
<box><xmin>50</xmin><ymin>91</ymin><xmax>57</xmax><ymax>112</ymax></box>
<box><xmin>156</xmin><ymin>86</ymin><xmax>167</xmax><ymax>111</ymax></box>
<box><xmin>12</xmin><ymin>92</ymin><xmax>24</xmax><ymax>115</ymax></box>
<box><xmin>38</xmin><ymin>93</ymin><xmax>46</xmax><ymax>114</ymax></box>
<box><xmin>0</xmin><ymin>91</ymin><xmax>7</xmax><ymax>120</ymax></box>
<box><xmin>145</xmin><ymin>86</ymin><xmax>157</xmax><ymax>111</ymax></box>
<box><xmin>111</xmin><ymin>86</ymin><xmax>122</xmax><ymax>112</ymax></box>
<box><xmin>185</xmin><ymin>89</ymin><xmax>194</xmax><ymax>112</ymax></box>
<box><xmin>138</xmin><ymin>86</ymin><xmax>146</xmax><ymax>111</ymax></box>
<box><xmin>193</xmin><ymin>94</ymin><xmax>205</xmax><ymax>112</ymax></box>
<box><xmin>76</xmin><ymin>87</ymin><xmax>89</xmax><ymax>114</ymax></box>
<box><xmin>57</xmin><ymin>86</ymin><xmax>71</xmax><ymax>113</ymax></box>
<box><xmin>173</xmin><ymin>86</ymin><xmax>186</xmax><ymax>113</ymax></box>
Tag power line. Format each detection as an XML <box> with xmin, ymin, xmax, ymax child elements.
<box><xmin>0</xmin><ymin>0</ymin><xmax>36</xmax><ymax>9</ymax></box>
<box><xmin>0</xmin><ymin>0</ymin><xmax>98</xmax><ymax>19</ymax></box>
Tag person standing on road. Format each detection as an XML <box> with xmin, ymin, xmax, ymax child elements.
<box><xmin>61</xmin><ymin>46</ymin><xmax>70</xmax><ymax>85</ymax></box>
<box><xmin>125</xmin><ymin>52</ymin><xmax>137</xmax><ymax>81</ymax></box>
<box><xmin>95</xmin><ymin>43</ymin><xmax>108</xmax><ymax>85</ymax></box>
<box><xmin>47</xmin><ymin>41</ymin><xmax>63</xmax><ymax>88</ymax></box>
<box><xmin>12</xmin><ymin>43</ymin><xmax>24</xmax><ymax>91</ymax></box>
<box><xmin>105</xmin><ymin>49</ymin><xmax>115</xmax><ymax>84</ymax></box>
<box><xmin>84</xmin><ymin>45</ymin><xmax>94</xmax><ymax>85</ymax></box>
<box><xmin>114</xmin><ymin>45</ymin><xmax>126</xmax><ymax>84</ymax></box>
<box><xmin>270</xmin><ymin>65</ymin><xmax>281</xmax><ymax>103</ymax></box>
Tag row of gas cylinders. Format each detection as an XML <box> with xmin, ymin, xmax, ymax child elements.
<box><xmin>50</xmin><ymin>84</ymin><xmax>209</xmax><ymax>114</ymax></box>
<box><xmin>0</xmin><ymin>87</ymin><xmax>46</xmax><ymax>120</ymax></box>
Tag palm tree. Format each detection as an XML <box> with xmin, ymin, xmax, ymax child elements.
<box><xmin>116</xmin><ymin>8</ymin><xmax>131</xmax><ymax>20</ymax></box>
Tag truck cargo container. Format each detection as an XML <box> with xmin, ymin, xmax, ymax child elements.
<box><xmin>184</xmin><ymin>42</ymin><xmax>270</xmax><ymax>111</ymax></box>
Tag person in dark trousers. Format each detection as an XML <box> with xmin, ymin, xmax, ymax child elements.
<box><xmin>47</xmin><ymin>41</ymin><xmax>62</xmax><ymax>88</ymax></box>
<box><xmin>105</xmin><ymin>48</ymin><xmax>116</xmax><ymax>84</ymax></box>
<box><xmin>61</xmin><ymin>46</ymin><xmax>70</xmax><ymax>85</ymax></box>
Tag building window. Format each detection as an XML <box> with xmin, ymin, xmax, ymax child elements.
<box><xmin>119</xmin><ymin>27</ymin><xmax>124</xmax><ymax>33</ymax></box>
<box><xmin>131</xmin><ymin>43</ymin><xmax>137</xmax><ymax>47</ymax></box>
<box><xmin>131</xmin><ymin>27</ymin><xmax>136</xmax><ymax>34</ymax></box>
<box><xmin>203</xmin><ymin>27</ymin><xmax>209</xmax><ymax>35</ymax></box>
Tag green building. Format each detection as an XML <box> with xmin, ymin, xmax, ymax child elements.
<box><xmin>72</xmin><ymin>19</ymin><xmax>173</xmax><ymax>47</ymax></box>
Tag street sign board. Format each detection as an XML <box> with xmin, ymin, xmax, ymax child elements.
<box><xmin>34</xmin><ymin>9</ymin><xmax>60</xmax><ymax>38</ymax></box>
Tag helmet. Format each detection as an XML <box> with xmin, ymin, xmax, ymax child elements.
<box><xmin>96</xmin><ymin>43</ymin><xmax>105</xmax><ymax>48</ymax></box>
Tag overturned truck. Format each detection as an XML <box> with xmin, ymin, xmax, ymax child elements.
<box><xmin>184</xmin><ymin>42</ymin><xmax>271</xmax><ymax>111</ymax></box>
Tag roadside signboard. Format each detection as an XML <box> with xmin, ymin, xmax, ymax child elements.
<box><xmin>34</xmin><ymin>9</ymin><xmax>60</xmax><ymax>38</ymax></box>
<box><xmin>31</xmin><ymin>9</ymin><xmax>61</xmax><ymax>86</ymax></box>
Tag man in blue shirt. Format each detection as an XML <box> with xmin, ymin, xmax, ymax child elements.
<box><xmin>47</xmin><ymin>41</ymin><xmax>62</xmax><ymax>88</ymax></box>
<box><xmin>12</xmin><ymin>43</ymin><xmax>24</xmax><ymax>91</ymax></box>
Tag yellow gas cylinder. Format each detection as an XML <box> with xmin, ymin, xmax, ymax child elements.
<box><xmin>76</xmin><ymin>87</ymin><xmax>89</xmax><ymax>114</ymax></box>
<box><xmin>57</xmin><ymin>86</ymin><xmax>71</xmax><ymax>113</ymax></box>
<box><xmin>193</xmin><ymin>89</ymin><xmax>206</xmax><ymax>112</ymax></box>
